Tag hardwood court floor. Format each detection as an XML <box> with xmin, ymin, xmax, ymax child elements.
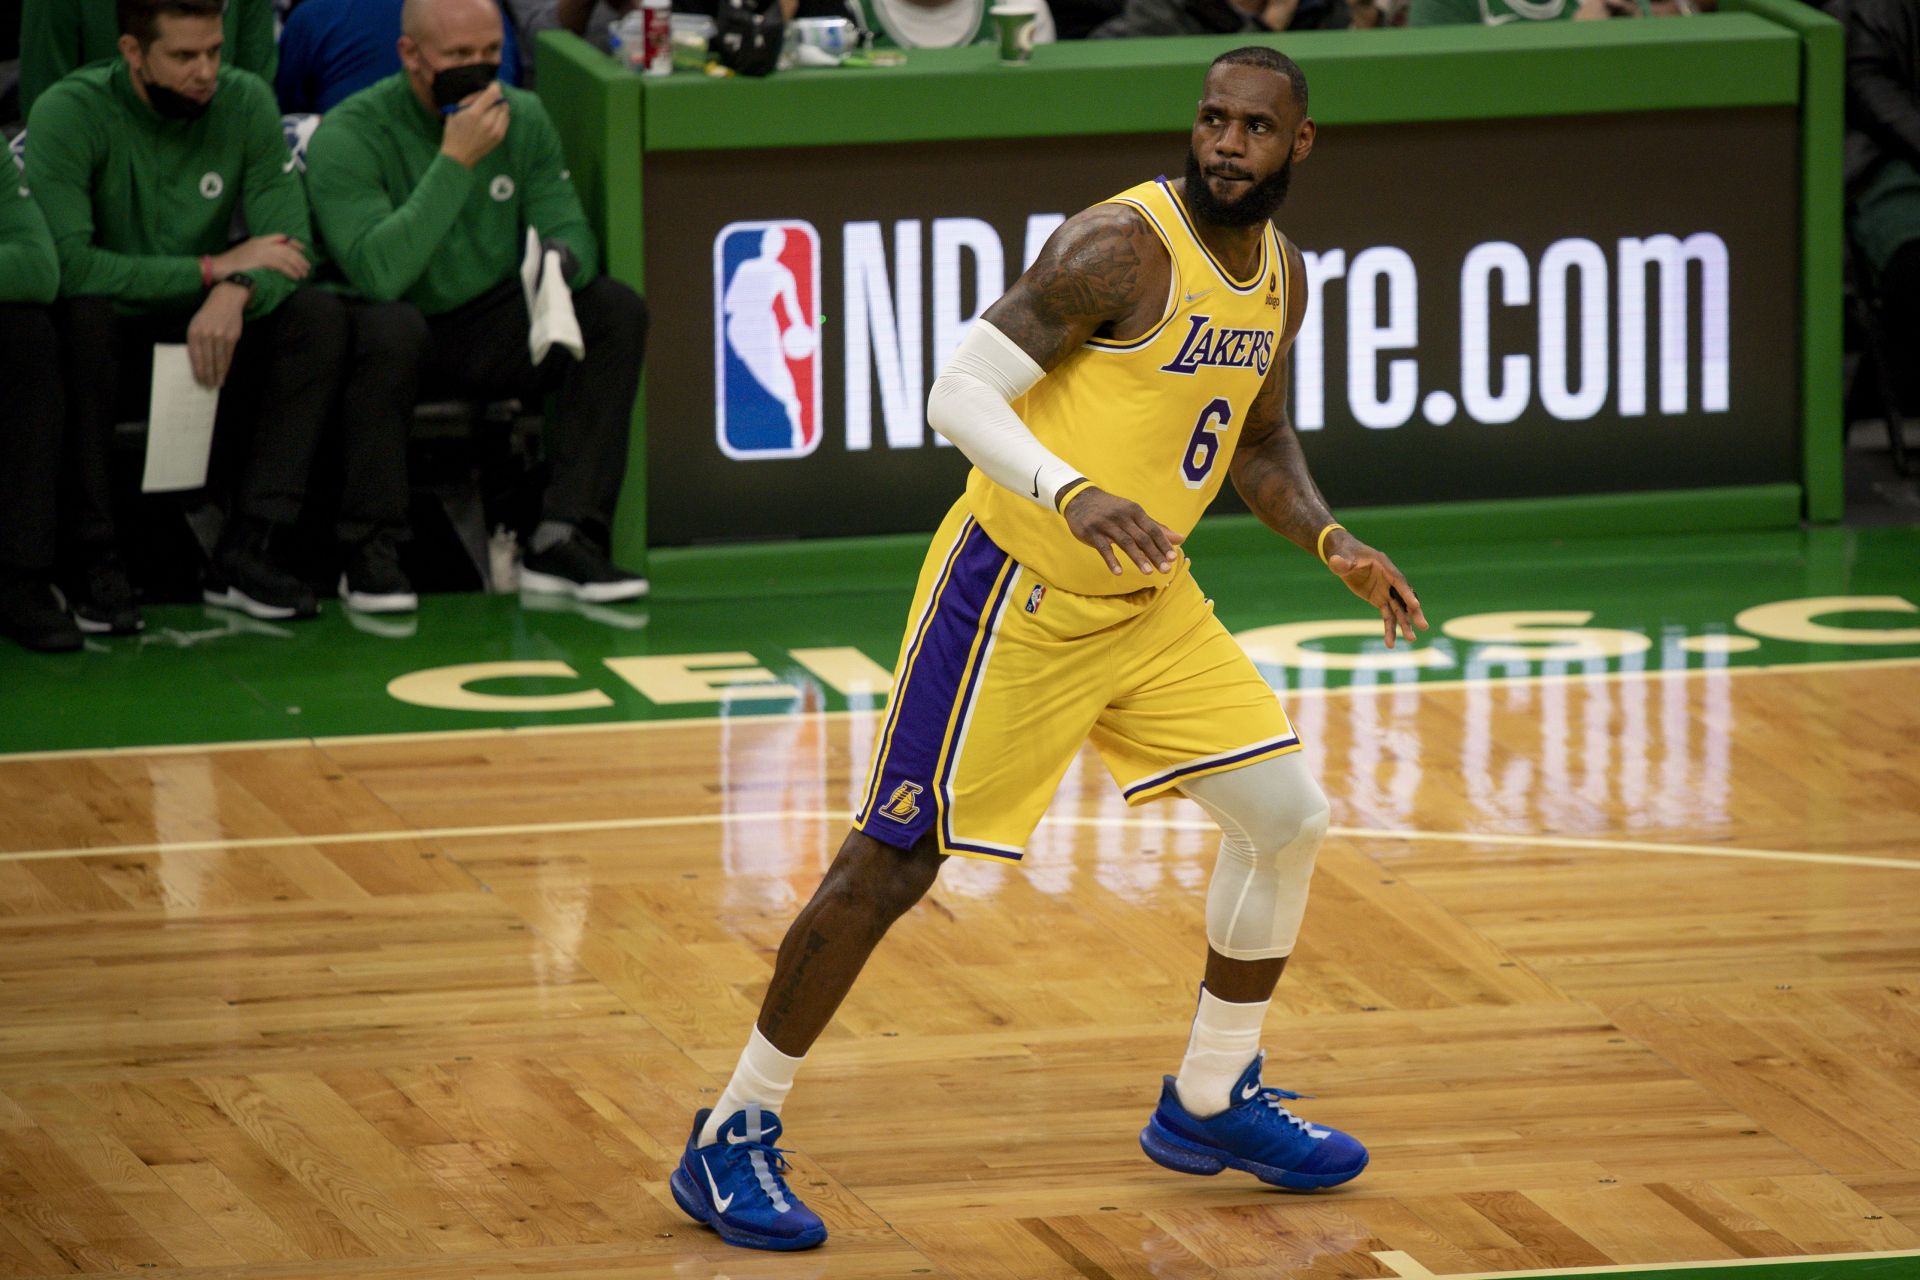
<box><xmin>0</xmin><ymin>662</ymin><xmax>1916</xmax><ymax>1278</ymax></box>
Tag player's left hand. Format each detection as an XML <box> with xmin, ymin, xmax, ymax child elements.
<box><xmin>1326</xmin><ymin>535</ymin><xmax>1428</xmax><ymax>648</ymax></box>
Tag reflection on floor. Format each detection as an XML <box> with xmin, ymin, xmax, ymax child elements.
<box><xmin>0</xmin><ymin>632</ymin><xmax>1915</xmax><ymax>1276</ymax></box>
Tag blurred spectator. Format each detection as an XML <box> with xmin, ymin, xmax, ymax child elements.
<box><xmin>303</xmin><ymin>0</ymin><xmax>647</xmax><ymax>612</ymax></box>
<box><xmin>1052</xmin><ymin>0</ymin><xmax>1123</xmax><ymax>38</ymax></box>
<box><xmin>2</xmin><ymin>0</ymin><xmax>21</xmax><ymax>128</ymax></box>
<box><xmin>27</xmin><ymin>0</ymin><xmax>347</xmax><ymax>632</ymax></box>
<box><xmin>504</xmin><ymin>0</ymin><xmax>628</xmax><ymax>59</ymax></box>
<box><xmin>1410</xmin><ymin>0</ymin><xmax>1638</xmax><ymax>22</ymax></box>
<box><xmin>1844</xmin><ymin>0</ymin><xmax>1920</xmax><ymax>404</ymax></box>
<box><xmin>19</xmin><ymin>0</ymin><xmax>277</xmax><ymax>119</ymax></box>
<box><xmin>0</xmin><ymin>156</ymin><xmax>78</xmax><ymax>652</ymax></box>
<box><xmin>277</xmin><ymin>0</ymin><xmax>523</xmax><ymax>116</ymax></box>
<box><xmin>1094</xmin><ymin>0</ymin><xmax>1361</xmax><ymax>36</ymax></box>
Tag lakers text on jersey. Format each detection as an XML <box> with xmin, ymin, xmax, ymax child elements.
<box><xmin>966</xmin><ymin>176</ymin><xmax>1289</xmax><ymax>598</ymax></box>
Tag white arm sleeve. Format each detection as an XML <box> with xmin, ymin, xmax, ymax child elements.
<box><xmin>926</xmin><ymin>320</ymin><xmax>1083</xmax><ymax>510</ymax></box>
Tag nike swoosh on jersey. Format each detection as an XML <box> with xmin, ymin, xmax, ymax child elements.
<box><xmin>702</xmin><ymin>1156</ymin><xmax>734</xmax><ymax>1212</ymax></box>
<box><xmin>1185</xmin><ymin>288</ymin><xmax>1215</xmax><ymax>304</ymax></box>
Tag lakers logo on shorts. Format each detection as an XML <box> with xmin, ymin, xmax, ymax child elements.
<box><xmin>878</xmin><ymin>781</ymin><xmax>925</xmax><ymax>823</ymax></box>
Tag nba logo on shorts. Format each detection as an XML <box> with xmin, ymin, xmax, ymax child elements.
<box><xmin>714</xmin><ymin>220</ymin><xmax>822</xmax><ymax>460</ymax></box>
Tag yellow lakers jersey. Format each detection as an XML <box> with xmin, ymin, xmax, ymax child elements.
<box><xmin>966</xmin><ymin>177</ymin><xmax>1289</xmax><ymax>597</ymax></box>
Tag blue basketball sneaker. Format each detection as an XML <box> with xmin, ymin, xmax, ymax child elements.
<box><xmin>1138</xmin><ymin>1051</ymin><xmax>1369</xmax><ymax>1189</ymax></box>
<box><xmin>669</xmin><ymin>1106</ymin><xmax>826</xmax><ymax>1251</ymax></box>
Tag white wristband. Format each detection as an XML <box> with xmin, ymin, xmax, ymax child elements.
<box><xmin>926</xmin><ymin>321</ymin><xmax>1082</xmax><ymax>509</ymax></box>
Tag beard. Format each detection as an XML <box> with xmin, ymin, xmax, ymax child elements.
<box><xmin>1183</xmin><ymin>147</ymin><xmax>1292</xmax><ymax>228</ymax></box>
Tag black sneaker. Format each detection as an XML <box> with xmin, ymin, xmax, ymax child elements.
<box><xmin>0</xmin><ymin>574</ymin><xmax>83</xmax><ymax>653</ymax></box>
<box><xmin>204</xmin><ymin>520</ymin><xmax>319</xmax><ymax>621</ymax></box>
<box><xmin>519</xmin><ymin>531</ymin><xmax>649</xmax><ymax>603</ymax></box>
<box><xmin>64</xmin><ymin>553</ymin><xmax>143</xmax><ymax>635</ymax></box>
<box><xmin>339</xmin><ymin>536</ymin><xmax>418</xmax><ymax>614</ymax></box>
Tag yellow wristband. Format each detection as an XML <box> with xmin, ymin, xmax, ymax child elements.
<box><xmin>1316</xmin><ymin>522</ymin><xmax>1345</xmax><ymax>564</ymax></box>
<box><xmin>1055</xmin><ymin>478</ymin><xmax>1095</xmax><ymax>513</ymax></box>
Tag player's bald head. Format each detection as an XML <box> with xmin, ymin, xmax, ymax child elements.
<box><xmin>401</xmin><ymin>0</ymin><xmax>502</xmax><ymax>43</ymax></box>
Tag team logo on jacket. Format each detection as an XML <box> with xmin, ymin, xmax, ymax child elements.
<box><xmin>489</xmin><ymin>175</ymin><xmax>515</xmax><ymax>202</ymax></box>
<box><xmin>878</xmin><ymin>781</ymin><xmax>924</xmax><ymax>823</ymax></box>
<box><xmin>198</xmin><ymin>172</ymin><xmax>223</xmax><ymax>199</ymax></box>
<box><xmin>1160</xmin><ymin>314</ymin><xmax>1274</xmax><ymax>376</ymax></box>
<box><xmin>713</xmin><ymin>219</ymin><xmax>821</xmax><ymax>459</ymax></box>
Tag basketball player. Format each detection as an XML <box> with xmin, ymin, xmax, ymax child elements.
<box><xmin>671</xmin><ymin>46</ymin><xmax>1427</xmax><ymax>1252</ymax></box>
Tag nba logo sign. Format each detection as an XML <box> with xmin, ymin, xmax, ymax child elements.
<box><xmin>714</xmin><ymin>220</ymin><xmax>822</xmax><ymax>460</ymax></box>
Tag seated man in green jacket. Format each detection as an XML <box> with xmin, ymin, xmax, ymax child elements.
<box><xmin>0</xmin><ymin>168</ymin><xmax>80</xmax><ymax>654</ymax></box>
<box><xmin>305</xmin><ymin>0</ymin><xmax>648</xmax><ymax>612</ymax></box>
<box><xmin>27</xmin><ymin>0</ymin><xmax>350</xmax><ymax>633</ymax></box>
<box><xmin>19</xmin><ymin>0</ymin><xmax>279</xmax><ymax>119</ymax></box>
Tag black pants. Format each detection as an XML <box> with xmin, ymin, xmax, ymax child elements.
<box><xmin>51</xmin><ymin>288</ymin><xmax>349</xmax><ymax>562</ymax></box>
<box><xmin>1882</xmin><ymin>242</ymin><xmax>1920</xmax><ymax>406</ymax></box>
<box><xmin>0</xmin><ymin>304</ymin><xmax>64</xmax><ymax>577</ymax></box>
<box><xmin>339</xmin><ymin>276</ymin><xmax>648</xmax><ymax>544</ymax></box>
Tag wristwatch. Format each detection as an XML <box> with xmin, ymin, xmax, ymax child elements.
<box><xmin>223</xmin><ymin>271</ymin><xmax>257</xmax><ymax>293</ymax></box>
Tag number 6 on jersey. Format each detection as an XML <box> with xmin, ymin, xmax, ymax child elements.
<box><xmin>1183</xmin><ymin>397</ymin><xmax>1233</xmax><ymax>488</ymax></box>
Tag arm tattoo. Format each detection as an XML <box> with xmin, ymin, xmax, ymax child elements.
<box><xmin>1231</xmin><ymin>237</ymin><xmax>1336</xmax><ymax>555</ymax></box>
<box><xmin>982</xmin><ymin>205</ymin><xmax>1165</xmax><ymax>371</ymax></box>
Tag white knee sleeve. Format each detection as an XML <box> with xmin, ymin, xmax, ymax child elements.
<box><xmin>1182</xmin><ymin>753</ymin><xmax>1330</xmax><ymax>962</ymax></box>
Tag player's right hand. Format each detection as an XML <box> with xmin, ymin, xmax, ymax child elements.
<box><xmin>1062</xmin><ymin>486</ymin><xmax>1184</xmax><ymax>576</ymax></box>
<box><xmin>441</xmin><ymin>83</ymin><xmax>510</xmax><ymax>169</ymax></box>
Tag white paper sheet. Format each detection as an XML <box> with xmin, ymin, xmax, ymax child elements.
<box><xmin>521</xmin><ymin>228</ymin><xmax>586</xmax><ymax>367</ymax></box>
<box><xmin>141</xmin><ymin>344</ymin><xmax>220</xmax><ymax>493</ymax></box>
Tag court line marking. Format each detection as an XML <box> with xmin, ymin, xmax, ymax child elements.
<box><xmin>1370</xmin><ymin>1245</ymin><xmax>1920</xmax><ymax>1278</ymax></box>
<box><xmin>0</xmin><ymin>809</ymin><xmax>1912</xmax><ymax>872</ymax></box>
<box><xmin>1</xmin><ymin>653</ymin><xmax>1917</xmax><ymax>765</ymax></box>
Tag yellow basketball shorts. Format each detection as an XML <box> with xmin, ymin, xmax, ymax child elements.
<box><xmin>852</xmin><ymin>501</ymin><xmax>1302</xmax><ymax>861</ymax></box>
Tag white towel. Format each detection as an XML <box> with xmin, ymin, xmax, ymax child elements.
<box><xmin>521</xmin><ymin>228</ymin><xmax>586</xmax><ymax>366</ymax></box>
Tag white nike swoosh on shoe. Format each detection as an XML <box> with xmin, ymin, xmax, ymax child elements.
<box><xmin>1240</xmin><ymin>1081</ymin><xmax>1260</xmax><ymax>1101</ymax></box>
<box><xmin>702</xmin><ymin>1156</ymin><xmax>734</xmax><ymax>1213</ymax></box>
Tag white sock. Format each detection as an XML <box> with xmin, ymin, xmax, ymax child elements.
<box><xmin>1173</xmin><ymin>987</ymin><xmax>1268</xmax><ymax>1118</ymax></box>
<box><xmin>698</xmin><ymin>1027</ymin><xmax>806</xmax><ymax>1147</ymax></box>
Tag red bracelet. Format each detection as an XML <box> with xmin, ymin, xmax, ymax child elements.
<box><xmin>200</xmin><ymin>256</ymin><xmax>214</xmax><ymax>289</ymax></box>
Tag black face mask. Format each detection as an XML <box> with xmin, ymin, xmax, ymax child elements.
<box><xmin>429</xmin><ymin>61</ymin><xmax>499</xmax><ymax>111</ymax></box>
<box><xmin>142</xmin><ymin>68</ymin><xmax>212</xmax><ymax>120</ymax></box>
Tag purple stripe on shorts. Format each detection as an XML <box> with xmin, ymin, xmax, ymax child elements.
<box><xmin>857</xmin><ymin>521</ymin><xmax>1010</xmax><ymax>850</ymax></box>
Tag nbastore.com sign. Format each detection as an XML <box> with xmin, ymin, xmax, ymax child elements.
<box><xmin>643</xmin><ymin>110</ymin><xmax>1798</xmax><ymax>545</ymax></box>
